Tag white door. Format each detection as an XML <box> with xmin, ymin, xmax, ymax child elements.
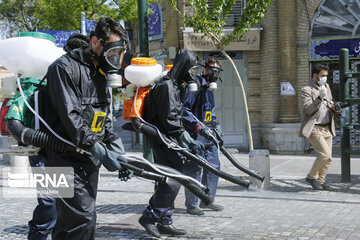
<box><xmin>213</xmin><ymin>58</ymin><xmax>248</xmax><ymax>148</ymax></box>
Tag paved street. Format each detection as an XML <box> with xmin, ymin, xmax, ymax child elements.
<box><xmin>2</xmin><ymin>150</ymin><xmax>360</xmax><ymax>239</ymax></box>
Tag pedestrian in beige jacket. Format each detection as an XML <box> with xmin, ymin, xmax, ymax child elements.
<box><xmin>299</xmin><ymin>63</ymin><xmax>335</xmax><ymax>191</ymax></box>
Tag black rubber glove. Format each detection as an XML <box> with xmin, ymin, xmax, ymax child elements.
<box><xmin>118</xmin><ymin>166</ymin><xmax>134</xmax><ymax>182</ymax></box>
<box><xmin>179</xmin><ymin>131</ymin><xmax>205</xmax><ymax>154</ymax></box>
<box><xmin>90</xmin><ymin>142</ymin><xmax>124</xmax><ymax>172</ymax></box>
<box><xmin>214</xmin><ymin>124</ymin><xmax>223</xmax><ymax>138</ymax></box>
<box><xmin>198</xmin><ymin>126</ymin><xmax>214</xmax><ymax>140</ymax></box>
<box><xmin>107</xmin><ymin>138</ymin><xmax>133</xmax><ymax>180</ymax></box>
<box><xmin>107</xmin><ymin>138</ymin><xmax>125</xmax><ymax>154</ymax></box>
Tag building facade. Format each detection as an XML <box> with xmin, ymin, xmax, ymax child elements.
<box><xmin>129</xmin><ymin>0</ymin><xmax>358</xmax><ymax>153</ymax></box>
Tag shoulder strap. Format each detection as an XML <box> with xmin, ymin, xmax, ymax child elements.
<box><xmin>69</xmin><ymin>57</ymin><xmax>80</xmax><ymax>87</ymax></box>
<box><xmin>67</xmin><ymin>56</ymin><xmax>82</xmax><ymax>97</ymax></box>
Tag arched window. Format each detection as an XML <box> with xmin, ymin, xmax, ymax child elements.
<box><xmin>310</xmin><ymin>0</ymin><xmax>360</xmax><ymax>39</ymax></box>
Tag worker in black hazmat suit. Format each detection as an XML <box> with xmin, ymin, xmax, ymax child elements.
<box><xmin>27</xmin><ymin>33</ymin><xmax>91</xmax><ymax>240</ymax></box>
<box><xmin>42</xmin><ymin>18</ymin><xmax>132</xmax><ymax>240</ymax></box>
<box><xmin>138</xmin><ymin>49</ymin><xmax>205</xmax><ymax>238</ymax></box>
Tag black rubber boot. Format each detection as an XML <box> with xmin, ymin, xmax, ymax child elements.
<box><xmin>138</xmin><ymin>216</ymin><xmax>161</xmax><ymax>238</ymax></box>
<box><xmin>157</xmin><ymin>223</ymin><xmax>186</xmax><ymax>235</ymax></box>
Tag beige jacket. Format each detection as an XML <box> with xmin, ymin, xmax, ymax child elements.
<box><xmin>299</xmin><ymin>82</ymin><xmax>336</xmax><ymax>138</ymax></box>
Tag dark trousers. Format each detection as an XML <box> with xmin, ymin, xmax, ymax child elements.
<box><xmin>44</xmin><ymin>151</ymin><xmax>99</xmax><ymax>240</ymax></box>
<box><xmin>28</xmin><ymin>155</ymin><xmax>57</xmax><ymax>240</ymax></box>
<box><xmin>142</xmin><ymin>147</ymin><xmax>183</xmax><ymax>225</ymax></box>
<box><xmin>184</xmin><ymin>135</ymin><xmax>220</xmax><ymax>209</ymax></box>
<box><xmin>52</xmin><ymin>169</ymin><xmax>99</xmax><ymax>240</ymax></box>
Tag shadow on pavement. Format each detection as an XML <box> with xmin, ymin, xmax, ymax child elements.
<box><xmin>96</xmin><ymin>224</ymin><xmax>158</xmax><ymax>240</ymax></box>
<box><xmin>216</xmin><ymin>184</ymin><xmax>252</xmax><ymax>192</ymax></box>
<box><xmin>269</xmin><ymin>174</ymin><xmax>360</xmax><ymax>194</ymax></box>
<box><xmin>2</xmin><ymin>224</ymin><xmax>28</xmax><ymax>235</ymax></box>
<box><xmin>96</xmin><ymin>203</ymin><xmax>146</xmax><ymax>214</ymax></box>
<box><xmin>217</xmin><ymin>174</ymin><xmax>360</xmax><ymax>195</ymax></box>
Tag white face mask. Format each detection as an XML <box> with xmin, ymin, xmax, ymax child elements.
<box><xmin>318</xmin><ymin>76</ymin><xmax>327</xmax><ymax>86</ymax></box>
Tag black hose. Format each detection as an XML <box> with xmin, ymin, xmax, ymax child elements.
<box><xmin>120</xmin><ymin>161</ymin><xmax>167</xmax><ymax>182</ymax></box>
<box><xmin>220</xmin><ymin>146</ymin><xmax>265</xmax><ymax>182</ymax></box>
<box><xmin>147</xmin><ymin>162</ymin><xmax>211</xmax><ymax>204</ymax></box>
<box><xmin>6</xmin><ymin>119</ymin><xmax>76</xmax><ymax>153</ymax></box>
<box><xmin>125</xmin><ymin>156</ymin><xmax>212</xmax><ymax>204</ymax></box>
<box><xmin>121</xmin><ymin>122</ymin><xmax>136</xmax><ymax>132</ymax></box>
<box><xmin>130</xmin><ymin>118</ymin><xmax>250</xmax><ymax>188</ymax></box>
<box><xmin>177</xmin><ymin>148</ymin><xmax>250</xmax><ymax>188</ymax></box>
<box><xmin>212</xmin><ymin>128</ymin><xmax>265</xmax><ymax>182</ymax></box>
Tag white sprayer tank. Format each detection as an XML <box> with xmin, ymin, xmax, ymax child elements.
<box><xmin>125</xmin><ymin>57</ymin><xmax>162</xmax><ymax>87</ymax></box>
<box><xmin>0</xmin><ymin>32</ymin><xmax>65</xmax><ymax>79</ymax></box>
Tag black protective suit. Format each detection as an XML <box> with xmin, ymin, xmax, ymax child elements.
<box><xmin>42</xmin><ymin>47</ymin><xmax>116</xmax><ymax>240</ymax></box>
<box><xmin>141</xmin><ymin>49</ymin><xmax>199</xmax><ymax>225</ymax></box>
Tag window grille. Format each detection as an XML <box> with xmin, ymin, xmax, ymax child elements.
<box><xmin>311</xmin><ymin>0</ymin><xmax>360</xmax><ymax>39</ymax></box>
<box><xmin>207</xmin><ymin>0</ymin><xmax>245</xmax><ymax>26</ymax></box>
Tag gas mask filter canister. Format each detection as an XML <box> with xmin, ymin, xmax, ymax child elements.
<box><xmin>188</xmin><ymin>81</ymin><xmax>198</xmax><ymax>92</ymax></box>
<box><xmin>187</xmin><ymin>65</ymin><xmax>202</xmax><ymax>92</ymax></box>
<box><xmin>209</xmin><ymin>82</ymin><xmax>217</xmax><ymax>90</ymax></box>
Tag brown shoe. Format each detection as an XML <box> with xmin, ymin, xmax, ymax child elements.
<box><xmin>305</xmin><ymin>178</ymin><xmax>323</xmax><ymax>190</ymax></box>
<box><xmin>321</xmin><ymin>183</ymin><xmax>334</xmax><ymax>191</ymax></box>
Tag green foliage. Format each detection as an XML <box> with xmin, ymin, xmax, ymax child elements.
<box><xmin>169</xmin><ymin>0</ymin><xmax>271</xmax><ymax>48</ymax></box>
<box><xmin>33</xmin><ymin>0</ymin><xmax>119</xmax><ymax>30</ymax></box>
<box><xmin>0</xmin><ymin>0</ymin><xmax>159</xmax><ymax>37</ymax></box>
<box><xmin>0</xmin><ymin>0</ymin><xmax>40</xmax><ymax>34</ymax></box>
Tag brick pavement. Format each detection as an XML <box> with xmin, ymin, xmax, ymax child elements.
<box><xmin>2</xmin><ymin>151</ymin><xmax>360</xmax><ymax>239</ymax></box>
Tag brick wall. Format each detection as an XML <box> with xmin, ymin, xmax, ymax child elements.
<box><xmin>258</xmin><ymin>0</ymin><xmax>280</xmax><ymax>123</ymax></box>
<box><xmin>247</xmin><ymin>0</ymin><xmax>323</xmax><ymax>124</ymax></box>
<box><xmin>296</xmin><ymin>0</ymin><xmax>323</xmax><ymax>118</ymax></box>
<box><xmin>247</xmin><ymin>51</ymin><xmax>262</xmax><ymax>122</ymax></box>
<box><xmin>161</xmin><ymin>0</ymin><xmax>184</xmax><ymax>64</ymax></box>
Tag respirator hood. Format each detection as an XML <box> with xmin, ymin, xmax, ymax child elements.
<box><xmin>168</xmin><ymin>49</ymin><xmax>199</xmax><ymax>84</ymax></box>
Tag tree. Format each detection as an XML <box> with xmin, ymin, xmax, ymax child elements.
<box><xmin>0</xmin><ymin>0</ymin><xmax>40</xmax><ymax>36</ymax></box>
<box><xmin>168</xmin><ymin>0</ymin><xmax>271</xmax><ymax>151</ymax></box>
<box><xmin>0</xmin><ymin>0</ymin><xmax>159</xmax><ymax>38</ymax></box>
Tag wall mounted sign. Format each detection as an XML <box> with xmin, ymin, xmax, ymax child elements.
<box><xmin>184</xmin><ymin>30</ymin><xmax>260</xmax><ymax>51</ymax></box>
<box><xmin>309</xmin><ymin>37</ymin><xmax>360</xmax><ymax>61</ymax></box>
<box><xmin>280</xmin><ymin>82</ymin><xmax>296</xmax><ymax>96</ymax></box>
<box><xmin>148</xmin><ymin>3</ymin><xmax>163</xmax><ymax>41</ymax></box>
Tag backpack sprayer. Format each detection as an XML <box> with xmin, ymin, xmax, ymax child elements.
<box><xmin>0</xmin><ymin>32</ymin><xmax>75</xmax><ymax>154</ymax></box>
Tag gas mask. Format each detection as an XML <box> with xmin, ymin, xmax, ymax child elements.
<box><xmin>91</xmin><ymin>38</ymin><xmax>127</xmax><ymax>87</ymax></box>
<box><xmin>186</xmin><ymin>65</ymin><xmax>202</xmax><ymax>92</ymax></box>
<box><xmin>205</xmin><ymin>66</ymin><xmax>223</xmax><ymax>91</ymax></box>
<box><xmin>318</xmin><ymin>76</ymin><xmax>327</xmax><ymax>86</ymax></box>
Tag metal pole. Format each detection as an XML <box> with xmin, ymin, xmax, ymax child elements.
<box><xmin>137</xmin><ymin>0</ymin><xmax>152</xmax><ymax>161</ymax></box>
<box><xmin>340</xmin><ymin>48</ymin><xmax>351</xmax><ymax>182</ymax></box>
<box><xmin>81</xmin><ymin>12</ymin><xmax>86</xmax><ymax>35</ymax></box>
<box><xmin>137</xmin><ymin>0</ymin><xmax>149</xmax><ymax>57</ymax></box>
